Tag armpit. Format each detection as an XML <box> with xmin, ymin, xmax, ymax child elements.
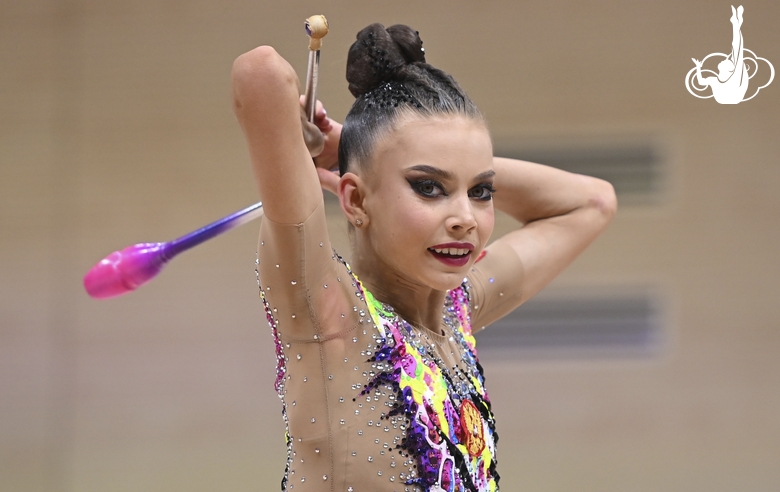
<box><xmin>257</xmin><ymin>200</ymin><xmax>347</xmax><ymax>339</ymax></box>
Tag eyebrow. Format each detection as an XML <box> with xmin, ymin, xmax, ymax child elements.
<box><xmin>406</xmin><ymin>164</ymin><xmax>453</xmax><ymax>180</ymax></box>
<box><xmin>474</xmin><ymin>170</ymin><xmax>496</xmax><ymax>182</ymax></box>
<box><xmin>405</xmin><ymin>165</ymin><xmax>496</xmax><ymax>183</ymax></box>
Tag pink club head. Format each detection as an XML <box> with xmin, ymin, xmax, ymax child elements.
<box><xmin>83</xmin><ymin>243</ymin><xmax>169</xmax><ymax>299</ymax></box>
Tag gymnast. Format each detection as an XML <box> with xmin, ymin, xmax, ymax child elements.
<box><xmin>231</xmin><ymin>22</ymin><xmax>616</xmax><ymax>491</ymax></box>
<box><xmin>692</xmin><ymin>5</ymin><xmax>748</xmax><ymax>104</ymax></box>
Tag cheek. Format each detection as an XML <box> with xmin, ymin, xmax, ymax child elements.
<box><xmin>387</xmin><ymin>201</ymin><xmax>437</xmax><ymax>245</ymax></box>
<box><xmin>369</xmin><ymin>192</ymin><xmax>432</xmax><ymax>254</ymax></box>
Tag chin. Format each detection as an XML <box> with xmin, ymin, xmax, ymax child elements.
<box><xmin>427</xmin><ymin>268</ymin><xmax>471</xmax><ymax>292</ymax></box>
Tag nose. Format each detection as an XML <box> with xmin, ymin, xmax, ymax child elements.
<box><xmin>445</xmin><ymin>193</ymin><xmax>478</xmax><ymax>234</ymax></box>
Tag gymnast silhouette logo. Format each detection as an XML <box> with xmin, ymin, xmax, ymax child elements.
<box><xmin>685</xmin><ymin>5</ymin><xmax>774</xmax><ymax>104</ymax></box>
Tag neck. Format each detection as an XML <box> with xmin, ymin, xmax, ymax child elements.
<box><xmin>351</xmin><ymin>246</ymin><xmax>447</xmax><ymax>335</ymax></box>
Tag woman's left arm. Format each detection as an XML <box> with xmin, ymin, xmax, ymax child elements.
<box><xmin>489</xmin><ymin>156</ymin><xmax>618</xmax><ymax>304</ymax></box>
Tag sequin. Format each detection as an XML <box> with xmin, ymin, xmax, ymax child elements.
<box><xmin>354</xmin><ymin>275</ymin><xmax>500</xmax><ymax>491</ymax></box>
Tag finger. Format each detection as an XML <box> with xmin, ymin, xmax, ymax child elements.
<box><xmin>299</xmin><ymin>95</ymin><xmax>331</xmax><ymax>131</ymax></box>
<box><xmin>314</xmin><ymin>100</ymin><xmax>326</xmax><ymax>120</ymax></box>
<box><xmin>300</xmin><ymin>95</ymin><xmax>326</xmax><ymax>119</ymax></box>
<box><xmin>300</xmin><ymin>106</ymin><xmax>325</xmax><ymax>157</ymax></box>
<box><xmin>315</xmin><ymin>119</ymin><xmax>332</xmax><ymax>134</ymax></box>
<box><xmin>316</xmin><ymin>167</ymin><xmax>340</xmax><ymax>195</ymax></box>
<box><xmin>313</xmin><ymin>101</ymin><xmax>331</xmax><ymax>130</ymax></box>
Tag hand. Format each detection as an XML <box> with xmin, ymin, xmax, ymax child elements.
<box><xmin>299</xmin><ymin>96</ymin><xmax>342</xmax><ymax>195</ymax></box>
<box><xmin>300</xmin><ymin>96</ymin><xmax>342</xmax><ymax>172</ymax></box>
<box><xmin>692</xmin><ymin>58</ymin><xmax>702</xmax><ymax>68</ymax></box>
<box><xmin>300</xmin><ymin>105</ymin><xmax>325</xmax><ymax>158</ymax></box>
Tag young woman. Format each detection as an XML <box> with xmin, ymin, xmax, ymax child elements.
<box><xmin>232</xmin><ymin>23</ymin><xmax>616</xmax><ymax>492</ymax></box>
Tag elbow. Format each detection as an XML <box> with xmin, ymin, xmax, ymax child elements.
<box><xmin>589</xmin><ymin>177</ymin><xmax>618</xmax><ymax>222</ymax></box>
<box><xmin>232</xmin><ymin>46</ymin><xmax>295</xmax><ymax>84</ymax></box>
<box><xmin>231</xmin><ymin>46</ymin><xmax>298</xmax><ymax>112</ymax></box>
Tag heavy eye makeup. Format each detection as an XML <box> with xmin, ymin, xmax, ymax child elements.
<box><xmin>469</xmin><ymin>182</ymin><xmax>496</xmax><ymax>201</ymax></box>
<box><xmin>406</xmin><ymin>176</ymin><xmax>496</xmax><ymax>201</ymax></box>
<box><xmin>407</xmin><ymin>177</ymin><xmax>446</xmax><ymax>198</ymax></box>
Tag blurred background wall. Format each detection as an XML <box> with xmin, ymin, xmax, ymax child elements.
<box><xmin>2</xmin><ymin>0</ymin><xmax>779</xmax><ymax>490</ymax></box>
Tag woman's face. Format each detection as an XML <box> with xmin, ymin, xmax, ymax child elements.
<box><xmin>358</xmin><ymin>114</ymin><xmax>495</xmax><ymax>292</ymax></box>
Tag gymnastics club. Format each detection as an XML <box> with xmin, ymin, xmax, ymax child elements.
<box><xmin>83</xmin><ymin>15</ymin><xmax>329</xmax><ymax>299</ymax></box>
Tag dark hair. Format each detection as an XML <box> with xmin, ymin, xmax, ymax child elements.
<box><xmin>337</xmin><ymin>23</ymin><xmax>482</xmax><ymax>175</ymax></box>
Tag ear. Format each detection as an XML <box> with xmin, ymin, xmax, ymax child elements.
<box><xmin>338</xmin><ymin>172</ymin><xmax>369</xmax><ymax>227</ymax></box>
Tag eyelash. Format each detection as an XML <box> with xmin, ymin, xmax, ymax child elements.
<box><xmin>408</xmin><ymin>179</ymin><xmax>496</xmax><ymax>201</ymax></box>
<box><xmin>470</xmin><ymin>183</ymin><xmax>497</xmax><ymax>201</ymax></box>
<box><xmin>410</xmin><ymin>179</ymin><xmax>445</xmax><ymax>197</ymax></box>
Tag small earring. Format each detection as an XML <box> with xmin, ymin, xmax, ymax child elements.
<box><xmin>355</xmin><ymin>219</ymin><xmax>363</xmax><ymax>227</ymax></box>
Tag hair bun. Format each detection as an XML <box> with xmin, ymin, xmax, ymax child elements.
<box><xmin>346</xmin><ymin>23</ymin><xmax>426</xmax><ymax>98</ymax></box>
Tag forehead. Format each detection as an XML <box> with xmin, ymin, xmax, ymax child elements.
<box><xmin>368</xmin><ymin>115</ymin><xmax>493</xmax><ymax>177</ymax></box>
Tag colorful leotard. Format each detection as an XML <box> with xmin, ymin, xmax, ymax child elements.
<box><xmin>256</xmin><ymin>201</ymin><xmax>523</xmax><ymax>491</ymax></box>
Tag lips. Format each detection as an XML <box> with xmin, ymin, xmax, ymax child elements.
<box><xmin>427</xmin><ymin>242</ymin><xmax>474</xmax><ymax>267</ymax></box>
<box><xmin>430</xmin><ymin>246</ymin><xmax>471</xmax><ymax>256</ymax></box>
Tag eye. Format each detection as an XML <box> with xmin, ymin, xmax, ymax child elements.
<box><xmin>469</xmin><ymin>183</ymin><xmax>496</xmax><ymax>201</ymax></box>
<box><xmin>408</xmin><ymin>178</ymin><xmax>446</xmax><ymax>198</ymax></box>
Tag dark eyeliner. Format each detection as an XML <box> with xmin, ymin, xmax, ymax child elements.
<box><xmin>407</xmin><ymin>177</ymin><xmax>446</xmax><ymax>198</ymax></box>
<box><xmin>470</xmin><ymin>183</ymin><xmax>496</xmax><ymax>200</ymax></box>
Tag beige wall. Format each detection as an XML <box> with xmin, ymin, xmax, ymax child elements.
<box><xmin>2</xmin><ymin>1</ymin><xmax>779</xmax><ymax>490</ymax></box>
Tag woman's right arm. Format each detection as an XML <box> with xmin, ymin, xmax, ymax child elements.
<box><xmin>231</xmin><ymin>46</ymin><xmax>322</xmax><ymax>223</ymax></box>
<box><xmin>234</xmin><ymin>47</ymin><xmax>356</xmax><ymax>341</ymax></box>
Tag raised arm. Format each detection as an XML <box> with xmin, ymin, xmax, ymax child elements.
<box><xmin>489</xmin><ymin>157</ymin><xmax>617</xmax><ymax>304</ymax></box>
<box><xmin>692</xmin><ymin>58</ymin><xmax>711</xmax><ymax>87</ymax></box>
<box><xmin>231</xmin><ymin>46</ymin><xmax>322</xmax><ymax>223</ymax></box>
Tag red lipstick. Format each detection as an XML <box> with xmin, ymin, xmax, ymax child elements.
<box><xmin>427</xmin><ymin>242</ymin><xmax>474</xmax><ymax>267</ymax></box>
